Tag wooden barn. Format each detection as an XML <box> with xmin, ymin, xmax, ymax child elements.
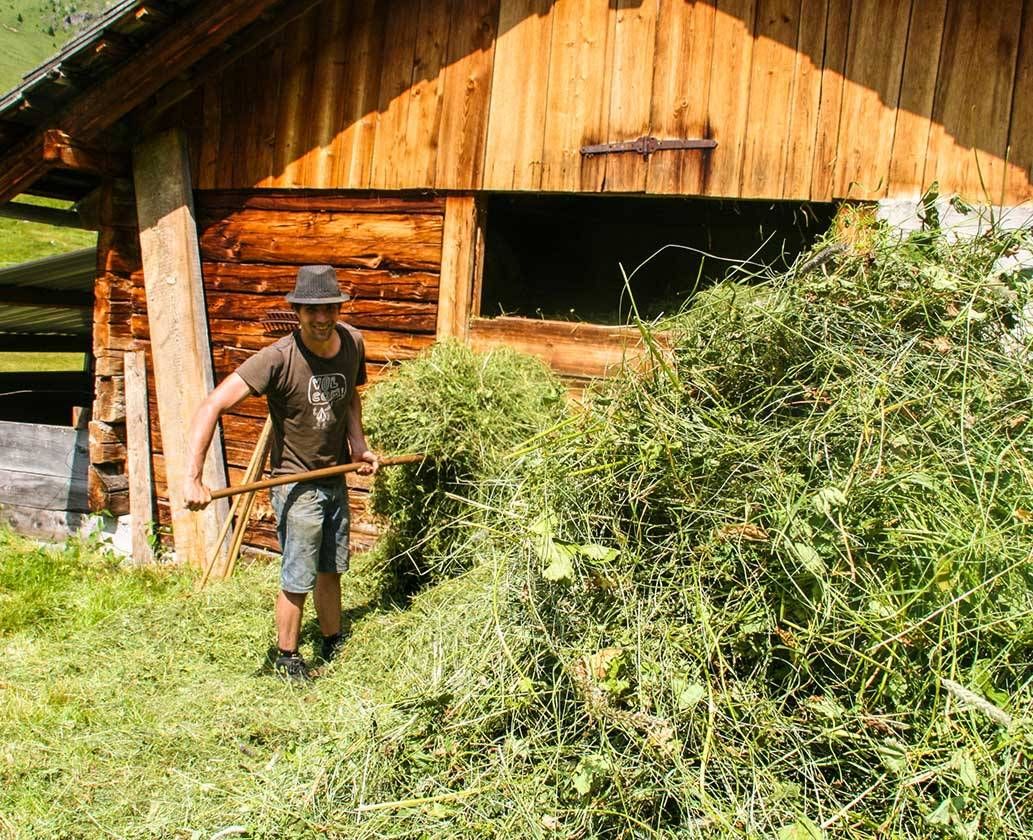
<box><xmin>0</xmin><ymin>0</ymin><xmax>1031</xmax><ymax>565</ymax></box>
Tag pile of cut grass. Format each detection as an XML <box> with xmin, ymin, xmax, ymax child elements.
<box><xmin>1</xmin><ymin>214</ymin><xmax>1031</xmax><ymax>839</ymax></box>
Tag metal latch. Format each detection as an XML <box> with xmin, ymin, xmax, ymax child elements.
<box><xmin>580</xmin><ymin>136</ymin><xmax>718</xmax><ymax>159</ymax></box>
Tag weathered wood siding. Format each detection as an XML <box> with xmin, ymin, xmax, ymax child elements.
<box><xmin>122</xmin><ymin>189</ymin><xmax>444</xmax><ymax>554</ymax></box>
<box><xmin>180</xmin><ymin>0</ymin><xmax>1033</xmax><ymax>204</ymax></box>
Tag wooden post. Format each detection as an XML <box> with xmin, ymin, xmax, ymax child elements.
<box><xmin>435</xmin><ymin>195</ymin><xmax>480</xmax><ymax>341</ymax></box>
<box><xmin>133</xmin><ymin>128</ymin><xmax>228</xmax><ymax>566</ymax></box>
<box><xmin>123</xmin><ymin>350</ymin><xmax>154</xmax><ymax>564</ymax></box>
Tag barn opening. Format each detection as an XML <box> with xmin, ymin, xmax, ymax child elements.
<box><xmin>479</xmin><ymin>194</ymin><xmax>838</xmax><ymax>325</ymax></box>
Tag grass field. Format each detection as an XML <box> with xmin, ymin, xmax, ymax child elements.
<box><xmin>0</xmin><ymin>351</ymin><xmax>86</xmax><ymax>370</ymax></box>
<box><xmin>0</xmin><ymin>196</ymin><xmax>96</xmax><ymax>268</ymax></box>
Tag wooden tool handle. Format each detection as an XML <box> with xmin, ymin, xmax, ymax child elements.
<box><xmin>209</xmin><ymin>453</ymin><xmax>424</xmax><ymax>501</ymax></box>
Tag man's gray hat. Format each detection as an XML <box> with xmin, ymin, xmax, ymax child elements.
<box><xmin>286</xmin><ymin>265</ymin><xmax>350</xmax><ymax>304</ymax></box>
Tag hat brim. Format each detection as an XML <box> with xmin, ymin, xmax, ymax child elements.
<box><xmin>285</xmin><ymin>293</ymin><xmax>350</xmax><ymax>304</ymax></box>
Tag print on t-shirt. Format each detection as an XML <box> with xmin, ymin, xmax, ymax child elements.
<box><xmin>308</xmin><ymin>373</ymin><xmax>348</xmax><ymax>429</ymax></box>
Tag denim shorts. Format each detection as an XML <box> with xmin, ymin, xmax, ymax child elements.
<box><xmin>270</xmin><ymin>479</ymin><xmax>350</xmax><ymax>593</ymax></box>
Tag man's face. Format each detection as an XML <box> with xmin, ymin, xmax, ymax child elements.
<box><xmin>295</xmin><ymin>303</ymin><xmax>341</xmax><ymax>342</ymax></box>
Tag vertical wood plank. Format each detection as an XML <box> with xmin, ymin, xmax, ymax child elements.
<box><xmin>602</xmin><ymin>0</ymin><xmax>658</xmax><ymax>193</ymax></box>
<box><xmin>1004</xmin><ymin>0</ymin><xmax>1033</xmax><ymax>204</ymax></box>
<box><xmin>810</xmin><ymin>0</ymin><xmax>850</xmax><ymax>200</ymax></box>
<box><xmin>133</xmin><ymin>129</ymin><xmax>228</xmax><ymax>567</ymax></box>
<box><xmin>481</xmin><ymin>0</ymin><xmax>555</xmax><ymax>190</ymax></box>
<box><xmin>831</xmin><ymin>0</ymin><xmax>911</xmax><ymax>199</ymax></box>
<box><xmin>273</xmin><ymin>8</ymin><xmax>319</xmax><ymax>187</ymax></box>
<box><xmin>436</xmin><ymin>196</ymin><xmax>478</xmax><ymax>341</ymax></box>
<box><xmin>197</xmin><ymin>80</ymin><xmax>221</xmax><ymax>190</ymax></box>
<box><xmin>886</xmin><ymin>0</ymin><xmax>947</xmax><ymax>199</ymax></box>
<box><xmin>434</xmin><ymin>0</ymin><xmax>499</xmax><ymax>190</ymax></box>
<box><xmin>646</xmin><ymin>0</ymin><xmax>717</xmax><ymax>195</ymax></box>
<box><xmin>400</xmin><ymin>0</ymin><xmax>453</xmax><ymax>187</ymax></box>
<box><xmin>703</xmin><ymin>0</ymin><xmax>758</xmax><ymax>196</ymax></box>
<box><xmin>780</xmin><ymin>0</ymin><xmax>829</xmax><ymax>198</ymax></box>
<box><xmin>124</xmin><ymin>350</ymin><xmax>154</xmax><ymax>565</ymax></box>
<box><xmin>538</xmin><ymin>0</ymin><xmax>612</xmax><ymax>192</ymax></box>
<box><xmin>299</xmin><ymin>0</ymin><xmax>350</xmax><ymax>187</ymax></box>
<box><xmin>923</xmin><ymin>0</ymin><xmax>1022</xmax><ymax>204</ymax></box>
<box><xmin>739</xmin><ymin>0</ymin><xmax>801</xmax><ymax>198</ymax></box>
<box><xmin>368</xmin><ymin>0</ymin><xmax>422</xmax><ymax>189</ymax></box>
<box><xmin>252</xmin><ymin>32</ymin><xmax>286</xmax><ymax>187</ymax></box>
<box><xmin>330</xmin><ymin>0</ymin><xmax>387</xmax><ymax>189</ymax></box>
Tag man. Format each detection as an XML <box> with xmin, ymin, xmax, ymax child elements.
<box><xmin>183</xmin><ymin>265</ymin><xmax>378</xmax><ymax>682</ymax></box>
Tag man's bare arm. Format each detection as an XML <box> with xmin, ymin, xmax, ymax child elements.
<box><xmin>182</xmin><ymin>373</ymin><xmax>254</xmax><ymax>510</ymax></box>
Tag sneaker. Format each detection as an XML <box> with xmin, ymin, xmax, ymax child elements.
<box><xmin>320</xmin><ymin>632</ymin><xmax>344</xmax><ymax>663</ymax></box>
<box><xmin>274</xmin><ymin>652</ymin><xmax>311</xmax><ymax>683</ymax></box>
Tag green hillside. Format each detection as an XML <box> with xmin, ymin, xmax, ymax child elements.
<box><xmin>0</xmin><ymin>0</ymin><xmax>115</xmax><ymax>94</ymax></box>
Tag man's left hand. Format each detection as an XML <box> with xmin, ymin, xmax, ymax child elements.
<box><xmin>356</xmin><ymin>450</ymin><xmax>379</xmax><ymax>476</ymax></box>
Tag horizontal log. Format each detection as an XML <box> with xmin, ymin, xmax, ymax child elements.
<box><xmin>197</xmin><ymin>262</ymin><xmax>440</xmax><ymax>302</ymax></box>
<box><xmin>197</xmin><ymin>210</ymin><xmax>443</xmax><ymax>271</ymax></box>
<box><xmin>93</xmin><ymin>375</ymin><xmax>126</xmax><ymax>423</ymax></box>
<box><xmin>0</xmin><ymin>421</ymin><xmax>88</xmax><ymax>478</ymax></box>
<box><xmin>0</xmin><ymin>467</ymin><xmax>88</xmax><ymax>512</ymax></box>
<box><xmin>93</xmin><ymin>321</ymin><xmax>136</xmax><ymax>354</ymax></box>
<box><xmin>94</xmin><ymin>272</ymin><xmax>134</xmax><ymax>302</ymax></box>
<box><xmin>42</xmin><ymin>130</ymin><xmax>127</xmax><ymax>177</ymax></box>
<box><xmin>94</xmin><ymin>351</ymin><xmax>124</xmax><ymax>377</ymax></box>
<box><xmin>469</xmin><ymin>317</ymin><xmax>652</xmax><ymax>378</ymax></box>
<box><xmin>88</xmin><ymin>466</ymin><xmax>130</xmax><ymax>515</ymax></box>
<box><xmin>195</xmin><ymin>190</ymin><xmax>445</xmax><ymax>216</ymax></box>
<box><xmin>131</xmin><ymin>315</ymin><xmax>433</xmax><ymax>361</ymax></box>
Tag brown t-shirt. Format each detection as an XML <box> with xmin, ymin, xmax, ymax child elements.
<box><xmin>236</xmin><ymin>324</ymin><xmax>367</xmax><ymax>476</ymax></box>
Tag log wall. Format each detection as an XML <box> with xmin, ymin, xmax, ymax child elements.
<box><xmin>174</xmin><ymin>0</ymin><xmax>1033</xmax><ymax>204</ymax></box>
<box><xmin>122</xmin><ymin>189</ymin><xmax>445</xmax><ymax>555</ymax></box>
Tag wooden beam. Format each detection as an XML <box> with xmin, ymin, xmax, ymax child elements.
<box><xmin>0</xmin><ymin>286</ymin><xmax>92</xmax><ymax>308</ymax></box>
<box><xmin>42</xmin><ymin>129</ymin><xmax>127</xmax><ymax>177</ymax></box>
<box><xmin>435</xmin><ymin>196</ymin><xmax>479</xmax><ymax>341</ymax></box>
<box><xmin>124</xmin><ymin>350</ymin><xmax>155</xmax><ymax>564</ymax></box>
<box><xmin>133</xmin><ymin>128</ymin><xmax>228</xmax><ymax>567</ymax></box>
<box><xmin>0</xmin><ymin>201</ymin><xmax>83</xmax><ymax>228</ymax></box>
<box><xmin>0</xmin><ymin>0</ymin><xmax>288</xmax><ymax>203</ymax></box>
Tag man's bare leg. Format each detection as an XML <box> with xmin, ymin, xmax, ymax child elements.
<box><xmin>276</xmin><ymin>590</ymin><xmax>306</xmax><ymax>652</ymax></box>
<box><xmin>313</xmin><ymin>572</ymin><xmax>342</xmax><ymax>637</ymax></box>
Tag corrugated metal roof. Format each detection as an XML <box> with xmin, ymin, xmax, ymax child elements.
<box><xmin>0</xmin><ymin>248</ymin><xmax>95</xmax><ymax>338</ymax></box>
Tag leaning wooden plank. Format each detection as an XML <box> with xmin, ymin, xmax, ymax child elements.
<box><xmin>0</xmin><ymin>0</ymin><xmax>287</xmax><ymax>203</ymax></box>
<box><xmin>124</xmin><ymin>350</ymin><xmax>155</xmax><ymax>564</ymax></box>
<box><xmin>197</xmin><ymin>210</ymin><xmax>444</xmax><ymax>271</ymax></box>
<box><xmin>0</xmin><ymin>421</ymin><xmax>87</xmax><ymax>479</ymax></box>
<box><xmin>133</xmin><ymin>129</ymin><xmax>228</xmax><ymax>568</ymax></box>
<box><xmin>0</xmin><ymin>467</ymin><xmax>88</xmax><ymax>512</ymax></box>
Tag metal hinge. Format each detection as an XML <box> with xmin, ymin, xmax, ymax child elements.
<box><xmin>580</xmin><ymin>136</ymin><xmax>718</xmax><ymax>159</ymax></box>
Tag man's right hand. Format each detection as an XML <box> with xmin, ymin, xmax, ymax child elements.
<box><xmin>183</xmin><ymin>476</ymin><xmax>212</xmax><ymax>511</ymax></box>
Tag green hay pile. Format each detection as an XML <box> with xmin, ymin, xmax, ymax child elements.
<box><xmin>1</xmin><ymin>217</ymin><xmax>1031</xmax><ymax>839</ymax></box>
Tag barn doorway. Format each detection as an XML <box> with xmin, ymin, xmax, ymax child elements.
<box><xmin>479</xmin><ymin>194</ymin><xmax>837</xmax><ymax>326</ymax></box>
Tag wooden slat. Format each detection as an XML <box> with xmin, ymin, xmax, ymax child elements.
<box><xmin>199</xmin><ymin>262</ymin><xmax>440</xmax><ymax>302</ymax></box>
<box><xmin>124</xmin><ymin>350</ymin><xmax>155</xmax><ymax>564</ymax></box>
<box><xmin>330</xmin><ymin>0</ymin><xmax>388</xmax><ymax>189</ymax></box>
<box><xmin>245</xmin><ymin>29</ymin><xmax>285</xmax><ymax>188</ymax></box>
<box><xmin>436</xmin><ymin>196</ymin><xmax>479</xmax><ymax>340</ymax></box>
<box><xmin>702</xmin><ymin>0</ymin><xmax>758</xmax><ymax>196</ymax></box>
<box><xmin>197</xmin><ymin>209</ymin><xmax>444</xmax><ymax>270</ymax></box>
<box><xmin>809</xmin><ymin>0</ymin><xmax>851</xmax><ymax>200</ymax></box>
<box><xmin>195</xmin><ymin>190</ymin><xmax>445</xmax><ymax>215</ymax></box>
<box><xmin>368</xmin><ymin>0</ymin><xmax>422</xmax><ymax>188</ymax></box>
<box><xmin>434</xmin><ymin>0</ymin><xmax>499</xmax><ymax>189</ymax></box>
<box><xmin>273</xmin><ymin>7</ymin><xmax>320</xmax><ymax>188</ymax></box>
<box><xmin>0</xmin><ymin>468</ymin><xmax>88</xmax><ymax>512</ymax></box>
<box><xmin>1004</xmin><ymin>0</ymin><xmax>1033</xmax><ymax>204</ymax></box>
<box><xmin>739</xmin><ymin>0</ymin><xmax>801</xmax><ymax>198</ymax></box>
<box><xmin>645</xmin><ymin>0</ymin><xmax>717</xmax><ymax>195</ymax></box>
<box><xmin>831</xmin><ymin>0</ymin><xmax>912</xmax><ymax>199</ymax></box>
<box><xmin>470</xmin><ymin>316</ymin><xmax>648</xmax><ymax>378</ymax></box>
<box><xmin>601</xmin><ymin>0</ymin><xmax>657</xmax><ymax>193</ymax></box>
<box><xmin>539</xmin><ymin>0</ymin><xmax>614</xmax><ymax>192</ymax></box>
<box><xmin>922</xmin><ymin>0</ymin><xmax>1022</xmax><ymax>204</ymax></box>
<box><xmin>886</xmin><ymin>0</ymin><xmax>947</xmax><ymax>199</ymax></box>
<box><xmin>0</xmin><ymin>421</ymin><xmax>88</xmax><ymax>479</ymax></box>
<box><xmin>133</xmin><ymin>129</ymin><xmax>228</xmax><ymax>567</ymax></box>
<box><xmin>482</xmin><ymin>0</ymin><xmax>555</xmax><ymax>190</ymax></box>
<box><xmin>781</xmin><ymin>0</ymin><xmax>831</xmax><ymax>198</ymax></box>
